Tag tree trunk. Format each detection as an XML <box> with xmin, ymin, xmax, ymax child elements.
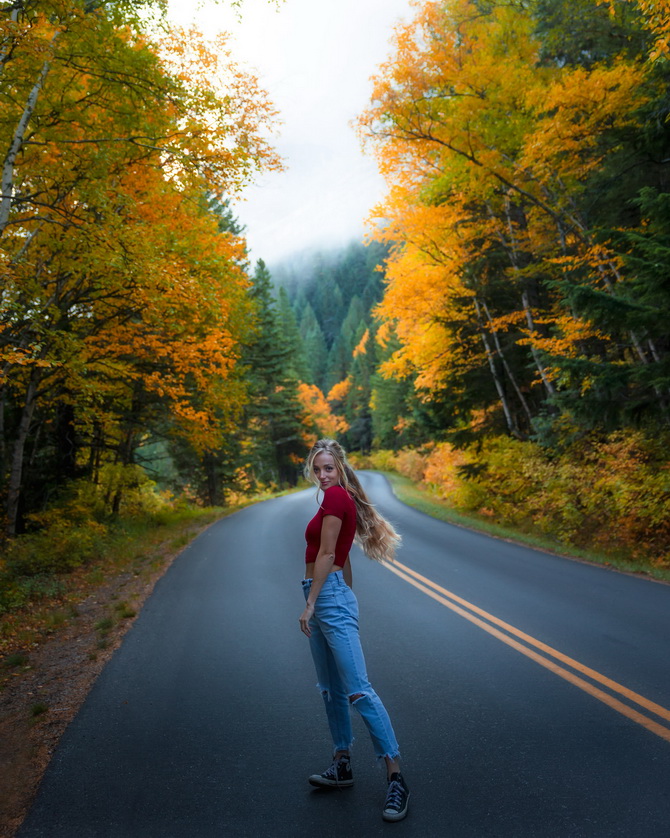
<box><xmin>55</xmin><ymin>400</ymin><xmax>77</xmax><ymax>482</ymax></box>
<box><xmin>0</xmin><ymin>385</ymin><xmax>6</xmax><ymax>473</ymax></box>
<box><xmin>203</xmin><ymin>452</ymin><xmax>221</xmax><ymax>506</ymax></box>
<box><xmin>521</xmin><ymin>289</ymin><xmax>557</xmax><ymax>398</ymax></box>
<box><xmin>5</xmin><ymin>368</ymin><xmax>39</xmax><ymax>535</ymax></box>
<box><xmin>0</xmin><ymin>29</ymin><xmax>60</xmax><ymax>236</ymax></box>
<box><xmin>481</xmin><ymin>300</ymin><xmax>533</xmax><ymax>426</ymax></box>
<box><xmin>474</xmin><ymin>297</ymin><xmax>521</xmax><ymax>438</ymax></box>
<box><xmin>497</xmin><ymin>197</ymin><xmax>557</xmax><ymax>399</ymax></box>
<box><xmin>0</xmin><ymin>6</ymin><xmax>21</xmax><ymax>72</ymax></box>
<box><xmin>87</xmin><ymin>419</ymin><xmax>104</xmax><ymax>484</ymax></box>
<box><xmin>111</xmin><ymin>408</ymin><xmax>139</xmax><ymax>515</ymax></box>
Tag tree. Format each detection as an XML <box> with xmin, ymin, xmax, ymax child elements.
<box><xmin>299</xmin><ymin>303</ymin><xmax>328</xmax><ymax>386</ymax></box>
<box><xmin>241</xmin><ymin>260</ymin><xmax>307</xmax><ymax>487</ymax></box>
<box><xmin>357</xmin><ymin>0</ymin><xmax>670</xmax><ymax>443</ymax></box>
<box><xmin>1</xmin><ymin>3</ymin><xmax>281</xmax><ymax>532</ymax></box>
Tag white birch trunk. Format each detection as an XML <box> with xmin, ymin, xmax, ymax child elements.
<box><xmin>474</xmin><ymin>297</ymin><xmax>520</xmax><ymax>437</ymax></box>
<box><xmin>5</xmin><ymin>369</ymin><xmax>39</xmax><ymax>535</ymax></box>
<box><xmin>521</xmin><ymin>290</ymin><xmax>557</xmax><ymax>397</ymax></box>
<box><xmin>0</xmin><ymin>7</ymin><xmax>21</xmax><ymax>72</ymax></box>
<box><xmin>482</xmin><ymin>299</ymin><xmax>533</xmax><ymax>425</ymax></box>
<box><xmin>0</xmin><ymin>28</ymin><xmax>60</xmax><ymax>237</ymax></box>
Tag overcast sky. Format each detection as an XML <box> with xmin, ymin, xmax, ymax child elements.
<box><xmin>167</xmin><ymin>0</ymin><xmax>414</xmax><ymax>266</ymax></box>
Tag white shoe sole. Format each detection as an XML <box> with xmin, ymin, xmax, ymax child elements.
<box><xmin>382</xmin><ymin>791</ymin><xmax>410</xmax><ymax>821</ymax></box>
<box><xmin>308</xmin><ymin>775</ymin><xmax>354</xmax><ymax>788</ymax></box>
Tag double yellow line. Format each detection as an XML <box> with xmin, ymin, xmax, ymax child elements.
<box><xmin>385</xmin><ymin>560</ymin><xmax>670</xmax><ymax>744</ymax></box>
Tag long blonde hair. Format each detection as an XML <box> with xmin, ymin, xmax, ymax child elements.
<box><xmin>304</xmin><ymin>438</ymin><xmax>401</xmax><ymax>563</ymax></box>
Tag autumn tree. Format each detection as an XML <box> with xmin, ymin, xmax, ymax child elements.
<box><xmin>358</xmin><ymin>0</ymin><xmax>670</xmax><ymax>443</ymax></box>
<box><xmin>0</xmin><ymin>2</ymin><xmax>281</xmax><ymax>532</ymax></box>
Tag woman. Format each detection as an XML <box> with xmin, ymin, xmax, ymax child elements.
<box><xmin>299</xmin><ymin>438</ymin><xmax>410</xmax><ymax>822</ymax></box>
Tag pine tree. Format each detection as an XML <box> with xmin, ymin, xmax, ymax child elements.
<box><xmin>299</xmin><ymin>303</ymin><xmax>328</xmax><ymax>386</ymax></box>
<box><xmin>243</xmin><ymin>261</ymin><xmax>307</xmax><ymax>486</ymax></box>
<box><xmin>276</xmin><ymin>287</ymin><xmax>308</xmax><ymax>381</ymax></box>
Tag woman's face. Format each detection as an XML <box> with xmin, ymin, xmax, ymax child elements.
<box><xmin>313</xmin><ymin>451</ymin><xmax>339</xmax><ymax>491</ymax></box>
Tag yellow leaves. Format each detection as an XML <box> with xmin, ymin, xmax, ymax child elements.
<box><xmin>619</xmin><ymin>0</ymin><xmax>670</xmax><ymax>59</ymax></box>
<box><xmin>360</xmin><ymin>0</ymin><xmax>540</xmax><ymax>201</ymax></box>
<box><xmin>297</xmin><ymin>383</ymin><xmax>349</xmax><ymax>439</ymax></box>
<box><xmin>327</xmin><ymin>378</ymin><xmax>351</xmax><ymax>403</ymax></box>
<box><xmin>154</xmin><ymin>25</ymin><xmax>283</xmax><ymax>199</ymax></box>
<box><xmin>352</xmin><ymin>329</ymin><xmax>369</xmax><ymax>358</ymax></box>
<box><xmin>522</xmin><ymin>60</ymin><xmax>646</xmax><ymax>185</ymax></box>
<box><xmin>517</xmin><ymin>319</ymin><xmax>607</xmax><ymax>361</ymax></box>
<box><xmin>358</xmin><ymin>0</ymin><xmax>668</xmax><ymax>422</ymax></box>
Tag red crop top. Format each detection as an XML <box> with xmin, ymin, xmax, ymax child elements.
<box><xmin>305</xmin><ymin>485</ymin><xmax>357</xmax><ymax>567</ymax></box>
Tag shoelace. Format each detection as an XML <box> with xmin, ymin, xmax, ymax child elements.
<box><xmin>324</xmin><ymin>758</ymin><xmax>349</xmax><ymax>780</ymax></box>
<box><xmin>385</xmin><ymin>780</ymin><xmax>405</xmax><ymax>811</ymax></box>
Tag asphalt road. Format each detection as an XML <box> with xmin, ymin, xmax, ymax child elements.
<box><xmin>18</xmin><ymin>472</ymin><xmax>670</xmax><ymax>837</ymax></box>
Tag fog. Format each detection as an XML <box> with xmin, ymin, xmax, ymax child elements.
<box><xmin>168</xmin><ymin>0</ymin><xmax>414</xmax><ymax>264</ymax></box>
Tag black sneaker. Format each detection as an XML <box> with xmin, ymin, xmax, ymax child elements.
<box><xmin>382</xmin><ymin>772</ymin><xmax>410</xmax><ymax>821</ymax></box>
<box><xmin>308</xmin><ymin>755</ymin><xmax>354</xmax><ymax>788</ymax></box>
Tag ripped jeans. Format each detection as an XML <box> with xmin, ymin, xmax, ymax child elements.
<box><xmin>302</xmin><ymin>570</ymin><xmax>400</xmax><ymax>760</ymax></box>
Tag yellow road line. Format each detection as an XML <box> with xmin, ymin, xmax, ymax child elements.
<box><xmin>385</xmin><ymin>561</ymin><xmax>670</xmax><ymax>744</ymax></box>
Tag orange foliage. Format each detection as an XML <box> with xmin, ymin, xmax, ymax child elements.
<box><xmin>327</xmin><ymin>378</ymin><xmax>351</xmax><ymax>404</ymax></box>
<box><xmin>0</xmin><ymin>2</ymin><xmax>282</xmax><ymax>533</ymax></box>
<box><xmin>359</xmin><ymin>0</ymin><xmax>657</xmax><ymax>432</ymax></box>
<box><xmin>297</xmin><ymin>383</ymin><xmax>349</xmax><ymax>441</ymax></box>
<box><xmin>352</xmin><ymin>329</ymin><xmax>370</xmax><ymax>358</ymax></box>
<box><xmin>616</xmin><ymin>0</ymin><xmax>670</xmax><ymax>59</ymax></box>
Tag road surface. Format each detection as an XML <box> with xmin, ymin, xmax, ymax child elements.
<box><xmin>18</xmin><ymin>473</ymin><xmax>670</xmax><ymax>837</ymax></box>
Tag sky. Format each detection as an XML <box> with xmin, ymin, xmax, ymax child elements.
<box><xmin>167</xmin><ymin>0</ymin><xmax>414</xmax><ymax>267</ymax></box>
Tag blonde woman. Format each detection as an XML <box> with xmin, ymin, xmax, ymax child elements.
<box><xmin>299</xmin><ymin>438</ymin><xmax>410</xmax><ymax>822</ymax></box>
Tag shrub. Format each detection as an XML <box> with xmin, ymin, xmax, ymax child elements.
<box><xmin>423</xmin><ymin>443</ymin><xmax>469</xmax><ymax>501</ymax></box>
<box><xmin>5</xmin><ymin>516</ymin><xmax>108</xmax><ymax>577</ymax></box>
<box><xmin>356</xmin><ymin>430</ymin><xmax>670</xmax><ymax>566</ymax></box>
<box><xmin>454</xmin><ymin>431</ymin><xmax>670</xmax><ymax>563</ymax></box>
<box><xmin>0</xmin><ymin>467</ymin><xmax>178</xmax><ymax>616</ymax></box>
<box><xmin>393</xmin><ymin>448</ymin><xmax>429</xmax><ymax>483</ymax></box>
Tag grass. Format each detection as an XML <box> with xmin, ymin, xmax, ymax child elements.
<box><xmin>382</xmin><ymin>471</ymin><xmax>670</xmax><ymax>584</ymax></box>
<box><xmin>113</xmin><ymin>601</ymin><xmax>136</xmax><ymax>620</ymax></box>
<box><xmin>2</xmin><ymin>653</ymin><xmax>28</xmax><ymax>669</ymax></box>
<box><xmin>30</xmin><ymin>702</ymin><xmax>48</xmax><ymax>718</ymax></box>
<box><xmin>94</xmin><ymin>617</ymin><xmax>114</xmax><ymax>636</ymax></box>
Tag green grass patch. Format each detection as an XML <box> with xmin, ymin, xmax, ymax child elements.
<box><xmin>113</xmin><ymin>601</ymin><xmax>136</xmax><ymax>620</ymax></box>
<box><xmin>383</xmin><ymin>471</ymin><xmax>670</xmax><ymax>584</ymax></box>
<box><xmin>94</xmin><ymin>617</ymin><xmax>114</xmax><ymax>635</ymax></box>
<box><xmin>2</xmin><ymin>652</ymin><xmax>28</xmax><ymax>669</ymax></box>
<box><xmin>169</xmin><ymin>534</ymin><xmax>191</xmax><ymax>550</ymax></box>
<box><xmin>30</xmin><ymin>702</ymin><xmax>48</xmax><ymax>718</ymax></box>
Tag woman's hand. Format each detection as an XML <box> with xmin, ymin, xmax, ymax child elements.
<box><xmin>299</xmin><ymin>602</ymin><xmax>315</xmax><ymax>637</ymax></box>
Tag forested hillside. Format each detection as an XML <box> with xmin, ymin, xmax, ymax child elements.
<box><xmin>274</xmin><ymin>240</ymin><xmax>429</xmax><ymax>453</ymax></box>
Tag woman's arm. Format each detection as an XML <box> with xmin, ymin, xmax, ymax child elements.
<box><xmin>299</xmin><ymin>515</ymin><xmax>342</xmax><ymax>637</ymax></box>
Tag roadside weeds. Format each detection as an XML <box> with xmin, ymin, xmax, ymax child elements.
<box><xmin>383</xmin><ymin>471</ymin><xmax>670</xmax><ymax>585</ymax></box>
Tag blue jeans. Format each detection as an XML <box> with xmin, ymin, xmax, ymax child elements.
<box><xmin>302</xmin><ymin>570</ymin><xmax>400</xmax><ymax>760</ymax></box>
